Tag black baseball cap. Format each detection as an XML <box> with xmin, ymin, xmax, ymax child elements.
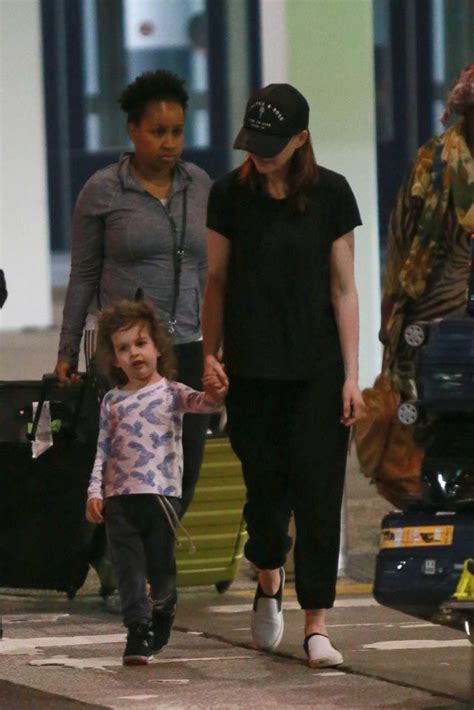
<box><xmin>233</xmin><ymin>83</ymin><xmax>310</xmax><ymax>158</ymax></box>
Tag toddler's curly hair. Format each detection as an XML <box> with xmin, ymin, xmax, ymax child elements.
<box><xmin>96</xmin><ymin>300</ymin><xmax>177</xmax><ymax>385</ymax></box>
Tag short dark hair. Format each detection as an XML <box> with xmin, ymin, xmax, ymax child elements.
<box><xmin>118</xmin><ymin>70</ymin><xmax>189</xmax><ymax>125</ymax></box>
<box><xmin>239</xmin><ymin>132</ymin><xmax>319</xmax><ymax>214</ymax></box>
<box><xmin>96</xmin><ymin>300</ymin><xmax>177</xmax><ymax>385</ymax></box>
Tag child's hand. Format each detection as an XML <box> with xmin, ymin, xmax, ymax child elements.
<box><xmin>86</xmin><ymin>497</ymin><xmax>104</xmax><ymax>523</ymax></box>
<box><xmin>203</xmin><ymin>373</ymin><xmax>229</xmax><ymax>403</ymax></box>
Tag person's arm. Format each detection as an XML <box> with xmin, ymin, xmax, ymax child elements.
<box><xmin>85</xmin><ymin>398</ymin><xmax>110</xmax><ymax>523</ymax></box>
<box><xmin>202</xmin><ymin>229</ymin><xmax>231</xmax><ymax>390</ymax></box>
<box><xmin>56</xmin><ymin>179</ymin><xmax>107</xmax><ymax>382</ymax></box>
<box><xmin>330</xmin><ymin>231</ymin><xmax>365</xmax><ymax>426</ymax></box>
<box><xmin>176</xmin><ymin>381</ymin><xmax>227</xmax><ymax>412</ymax></box>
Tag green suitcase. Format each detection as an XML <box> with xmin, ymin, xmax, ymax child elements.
<box><xmin>176</xmin><ymin>435</ymin><xmax>247</xmax><ymax>591</ymax></box>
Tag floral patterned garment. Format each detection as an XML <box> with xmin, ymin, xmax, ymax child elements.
<box><xmin>381</xmin><ymin>117</ymin><xmax>474</xmax><ymax>397</ymax></box>
<box><xmin>87</xmin><ymin>379</ymin><xmax>220</xmax><ymax>500</ymax></box>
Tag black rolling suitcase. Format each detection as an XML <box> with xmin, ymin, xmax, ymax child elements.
<box><xmin>397</xmin><ymin>318</ymin><xmax>474</xmax><ymax>426</ymax></box>
<box><xmin>373</xmin><ymin>510</ymin><xmax>474</xmax><ymax>619</ymax></box>
<box><xmin>398</xmin><ymin>233</ymin><xmax>474</xmax><ymax>420</ymax></box>
<box><xmin>0</xmin><ymin>375</ymin><xmax>103</xmax><ymax>597</ymax></box>
<box><xmin>397</xmin><ymin>320</ymin><xmax>474</xmax><ymax>510</ymax></box>
<box><xmin>414</xmin><ymin>318</ymin><xmax>474</xmax><ymax>412</ymax></box>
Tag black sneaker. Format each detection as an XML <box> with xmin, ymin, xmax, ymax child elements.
<box><xmin>123</xmin><ymin>623</ymin><xmax>153</xmax><ymax>666</ymax></box>
<box><xmin>151</xmin><ymin>595</ymin><xmax>177</xmax><ymax>653</ymax></box>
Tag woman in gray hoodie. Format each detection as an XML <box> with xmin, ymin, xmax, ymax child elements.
<box><xmin>55</xmin><ymin>69</ymin><xmax>211</xmax><ymax>515</ymax></box>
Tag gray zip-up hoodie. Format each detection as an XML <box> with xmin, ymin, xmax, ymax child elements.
<box><xmin>58</xmin><ymin>154</ymin><xmax>211</xmax><ymax>367</ymax></box>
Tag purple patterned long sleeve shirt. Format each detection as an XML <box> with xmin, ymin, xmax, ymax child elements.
<box><xmin>87</xmin><ymin>379</ymin><xmax>221</xmax><ymax>501</ymax></box>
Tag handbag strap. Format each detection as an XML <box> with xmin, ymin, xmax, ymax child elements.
<box><xmin>167</xmin><ymin>188</ymin><xmax>188</xmax><ymax>335</ymax></box>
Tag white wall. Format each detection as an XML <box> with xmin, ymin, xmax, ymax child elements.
<box><xmin>226</xmin><ymin>0</ymin><xmax>253</xmax><ymax>169</ymax></box>
<box><xmin>259</xmin><ymin>0</ymin><xmax>288</xmax><ymax>84</ymax></box>
<box><xmin>0</xmin><ymin>0</ymin><xmax>52</xmax><ymax>330</ymax></box>
<box><xmin>260</xmin><ymin>0</ymin><xmax>381</xmax><ymax>387</ymax></box>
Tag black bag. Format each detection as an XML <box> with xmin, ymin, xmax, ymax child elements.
<box><xmin>419</xmin><ymin>414</ymin><xmax>474</xmax><ymax>510</ymax></box>
<box><xmin>421</xmin><ymin>456</ymin><xmax>474</xmax><ymax>510</ymax></box>
<box><xmin>0</xmin><ymin>374</ymin><xmax>102</xmax><ymax>446</ymax></box>
<box><xmin>373</xmin><ymin>510</ymin><xmax>474</xmax><ymax>619</ymax></box>
<box><xmin>0</xmin><ymin>375</ymin><xmax>104</xmax><ymax>596</ymax></box>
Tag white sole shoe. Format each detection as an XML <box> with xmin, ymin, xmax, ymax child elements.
<box><xmin>251</xmin><ymin>568</ymin><xmax>285</xmax><ymax>651</ymax></box>
<box><xmin>304</xmin><ymin>633</ymin><xmax>344</xmax><ymax>668</ymax></box>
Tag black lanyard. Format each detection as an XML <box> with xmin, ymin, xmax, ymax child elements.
<box><xmin>166</xmin><ymin>188</ymin><xmax>188</xmax><ymax>334</ymax></box>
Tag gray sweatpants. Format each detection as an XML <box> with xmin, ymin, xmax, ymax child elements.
<box><xmin>105</xmin><ymin>494</ymin><xmax>180</xmax><ymax>628</ymax></box>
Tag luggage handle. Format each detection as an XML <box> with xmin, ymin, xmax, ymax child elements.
<box><xmin>27</xmin><ymin>373</ymin><xmax>87</xmax><ymax>441</ymax></box>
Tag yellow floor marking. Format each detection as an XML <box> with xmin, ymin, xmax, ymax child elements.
<box><xmin>228</xmin><ymin>582</ymin><xmax>373</xmax><ymax>599</ymax></box>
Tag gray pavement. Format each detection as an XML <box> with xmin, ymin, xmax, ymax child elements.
<box><xmin>0</xmin><ymin>578</ymin><xmax>471</xmax><ymax>709</ymax></box>
<box><xmin>0</xmin><ymin>289</ymin><xmax>472</xmax><ymax>708</ymax></box>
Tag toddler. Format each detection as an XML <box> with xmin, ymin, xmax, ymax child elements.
<box><xmin>86</xmin><ymin>300</ymin><xmax>227</xmax><ymax>665</ymax></box>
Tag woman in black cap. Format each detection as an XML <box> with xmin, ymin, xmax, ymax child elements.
<box><xmin>202</xmin><ymin>83</ymin><xmax>364</xmax><ymax>667</ymax></box>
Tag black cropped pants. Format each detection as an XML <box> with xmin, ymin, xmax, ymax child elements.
<box><xmin>226</xmin><ymin>372</ymin><xmax>349</xmax><ymax>610</ymax></box>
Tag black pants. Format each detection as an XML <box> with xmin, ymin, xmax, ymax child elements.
<box><xmin>105</xmin><ymin>495</ymin><xmax>180</xmax><ymax>627</ymax></box>
<box><xmin>174</xmin><ymin>341</ymin><xmax>209</xmax><ymax>516</ymax></box>
<box><xmin>226</xmin><ymin>372</ymin><xmax>349</xmax><ymax>610</ymax></box>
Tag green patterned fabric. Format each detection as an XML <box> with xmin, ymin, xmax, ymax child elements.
<box><xmin>398</xmin><ymin>118</ymin><xmax>474</xmax><ymax>299</ymax></box>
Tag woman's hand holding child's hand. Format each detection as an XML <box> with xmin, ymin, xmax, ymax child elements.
<box><xmin>86</xmin><ymin>498</ymin><xmax>104</xmax><ymax>523</ymax></box>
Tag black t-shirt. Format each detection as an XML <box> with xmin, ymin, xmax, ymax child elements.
<box><xmin>207</xmin><ymin>166</ymin><xmax>362</xmax><ymax>379</ymax></box>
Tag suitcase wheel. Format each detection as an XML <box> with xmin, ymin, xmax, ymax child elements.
<box><xmin>215</xmin><ymin>580</ymin><xmax>232</xmax><ymax>594</ymax></box>
<box><xmin>404</xmin><ymin>323</ymin><xmax>427</xmax><ymax>348</ymax></box>
<box><xmin>398</xmin><ymin>401</ymin><xmax>418</xmax><ymax>425</ymax></box>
